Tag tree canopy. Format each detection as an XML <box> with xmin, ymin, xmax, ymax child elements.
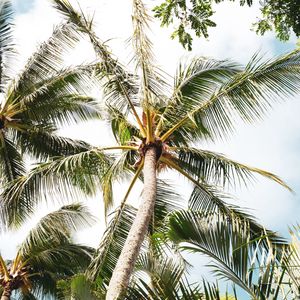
<box><xmin>153</xmin><ymin>0</ymin><xmax>300</xmax><ymax>50</ymax></box>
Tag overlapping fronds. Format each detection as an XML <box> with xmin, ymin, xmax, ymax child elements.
<box><xmin>0</xmin><ymin>0</ymin><xmax>15</xmax><ymax>92</ymax></box>
<box><xmin>0</xmin><ymin>131</ymin><xmax>25</xmax><ymax>184</ymax></box>
<box><xmin>283</xmin><ymin>226</ymin><xmax>300</xmax><ymax>298</ymax></box>
<box><xmin>9</xmin><ymin>64</ymin><xmax>101</xmax><ymax>125</ymax></box>
<box><xmin>17</xmin><ymin>128</ymin><xmax>91</xmax><ymax>160</ymax></box>
<box><xmin>19</xmin><ymin>203</ymin><xmax>95</xmax><ymax>259</ymax></box>
<box><xmin>157</xmin><ymin>58</ymin><xmax>240</xmax><ymax>140</ymax></box>
<box><xmin>149</xmin><ymin>179</ymin><xmax>183</xmax><ymax>235</ymax></box>
<box><xmin>131</xmin><ymin>0</ymin><xmax>155</xmax><ymax>108</ymax></box>
<box><xmin>0</xmin><ymin>205</ymin><xmax>95</xmax><ymax>300</ymax></box>
<box><xmin>161</xmin><ymin>51</ymin><xmax>300</xmax><ymax>142</ymax></box>
<box><xmin>53</xmin><ymin>0</ymin><xmax>142</xmax><ymax>126</ymax></box>
<box><xmin>86</xmin><ymin>204</ymin><xmax>137</xmax><ymax>285</ymax></box>
<box><xmin>188</xmin><ymin>185</ymin><xmax>286</xmax><ymax>247</ymax></box>
<box><xmin>0</xmin><ymin>149</ymin><xmax>112</xmax><ymax>228</ymax></box>
<box><xmin>129</xmin><ymin>253</ymin><xmax>200</xmax><ymax>300</ymax></box>
<box><xmin>100</xmin><ymin>150</ymin><xmax>137</xmax><ymax>214</ymax></box>
<box><xmin>86</xmin><ymin>178</ymin><xmax>182</xmax><ymax>283</ymax></box>
<box><xmin>0</xmin><ymin>3</ymin><xmax>102</xmax><ymax>233</ymax></box>
<box><xmin>110</xmin><ymin>107</ymin><xmax>142</xmax><ymax>145</ymax></box>
<box><xmin>8</xmin><ymin>21</ymin><xmax>80</xmax><ymax>108</ymax></box>
<box><xmin>168</xmin><ymin>210</ymin><xmax>291</xmax><ymax>299</ymax></box>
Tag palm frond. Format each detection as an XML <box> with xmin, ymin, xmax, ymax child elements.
<box><xmin>168</xmin><ymin>210</ymin><xmax>290</xmax><ymax>299</ymax></box>
<box><xmin>149</xmin><ymin>179</ymin><xmax>183</xmax><ymax>234</ymax></box>
<box><xmin>160</xmin><ymin>155</ymin><xmax>287</xmax><ymax>247</ymax></box>
<box><xmin>189</xmin><ymin>185</ymin><xmax>286</xmax><ymax>246</ymax></box>
<box><xmin>171</xmin><ymin>146</ymin><xmax>290</xmax><ymax>189</ymax></box>
<box><xmin>0</xmin><ymin>131</ymin><xmax>25</xmax><ymax>184</ymax></box>
<box><xmin>128</xmin><ymin>257</ymin><xmax>203</xmax><ymax>300</ymax></box>
<box><xmin>69</xmin><ymin>274</ymin><xmax>98</xmax><ymax>300</ymax></box>
<box><xmin>86</xmin><ymin>205</ymin><xmax>137</xmax><ymax>285</ymax></box>
<box><xmin>283</xmin><ymin>226</ymin><xmax>300</xmax><ymax>298</ymax></box>
<box><xmin>17</xmin><ymin>127</ymin><xmax>91</xmax><ymax>160</ymax></box>
<box><xmin>0</xmin><ymin>254</ymin><xmax>9</xmax><ymax>280</ymax></box>
<box><xmin>131</xmin><ymin>0</ymin><xmax>160</xmax><ymax>111</ymax></box>
<box><xmin>19</xmin><ymin>203</ymin><xmax>95</xmax><ymax>259</ymax></box>
<box><xmin>6</xmin><ymin>22</ymin><xmax>79</xmax><ymax>108</ymax></box>
<box><xmin>53</xmin><ymin>0</ymin><xmax>145</xmax><ymax>133</ymax></box>
<box><xmin>27</xmin><ymin>242</ymin><xmax>93</xmax><ymax>277</ymax></box>
<box><xmin>161</xmin><ymin>51</ymin><xmax>300</xmax><ymax>141</ymax></box>
<box><xmin>109</xmin><ymin>106</ymin><xmax>142</xmax><ymax>145</ymax></box>
<box><xmin>9</xmin><ymin>65</ymin><xmax>101</xmax><ymax>126</ymax></box>
<box><xmin>100</xmin><ymin>150</ymin><xmax>137</xmax><ymax>215</ymax></box>
<box><xmin>0</xmin><ymin>0</ymin><xmax>15</xmax><ymax>93</ymax></box>
<box><xmin>0</xmin><ymin>149</ymin><xmax>112</xmax><ymax>228</ymax></box>
<box><xmin>157</xmin><ymin>58</ymin><xmax>240</xmax><ymax>139</ymax></box>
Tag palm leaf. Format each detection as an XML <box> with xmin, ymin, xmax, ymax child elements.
<box><xmin>7</xmin><ymin>22</ymin><xmax>80</xmax><ymax>109</ymax></box>
<box><xmin>130</xmin><ymin>254</ymin><xmax>196</xmax><ymax>300</ymax></box>
<box><xmin>0</xmin><ymin>149</ymin><xmax>112</xmax><ymax>228</ymax></box>
<box><xmin>0</xmin><ymin>131</ymin><xmax>25</xmax><ymax>184</ymax></box>
<box><xmin>53</xmin><ymin>0</ymin><xmax>145</xmax><ymax>132</ymax></box>
<box><xmin>171</xmin><ymin>146</ymin><xmax>290</xmax><ymax>189</ymax></box>
<box><xmin>9</xmin><ymin>65</ymin><xmax>101</xmax><ymax>126</ymax></box>
<box><xmin>283</xmin><ymin>226</ymin><xmax>300</xmax><ymax>298</ymax></box>
<box><xmin>109</xmin><ymin>106</ymin><xmax>142</xmax><ymax>145</ymax></box>
<box><xmin>168</xmin><ymin>210</ymin><xmax>290</xmax><ymax>299</ymax></box>
<box><xmin>0</xmin><ymin>0</ymin><xmax>15</xmax><ymax>92</ymax></box>
<box><xmin>86</xmin><ymin>204</ymin><xmax>137</xmax><ymax>285</ymax></box>
<box><xmin>189</xmin><ymin>185</ymin><xmax>287</xmax><ymax>247</ymax></box>
<box><xmin>17</xmin><ymin>127</ymin><xmax>91</xmax><ymax>160</ymax></box>
<box><xmin>19</xmin><ymin>203</ymin><xmax>95</xmax><ymax>259</ymax></box>
<box><xmin>158</xmin><ymin>58</ymin><xmax>240</xmax><ymax>140</ymax></box>
<box><xmin>161</xmin><ymin>51</ymin><xmax>300</xmax><ymax>141</ymax></box>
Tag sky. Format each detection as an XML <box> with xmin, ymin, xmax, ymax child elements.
<box><xmin>1</xmin><ymin>0</ymin><xmax>300</xmax><ymax>293</ymax></box>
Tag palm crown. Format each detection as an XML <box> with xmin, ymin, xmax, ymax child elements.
<box><xmin>0</xmin><ymin>0</ymin><xmax>101</xmax><ymax>190</ymax></box>
<box><xmin>0</xmin><ymin>204</ymin><xmax>94</xmax><ymax>299</ymax></box>
<box><xmin>3</xmin><ymin>0</ymin><xmax>300</xmax><ymax>298</ymax></box>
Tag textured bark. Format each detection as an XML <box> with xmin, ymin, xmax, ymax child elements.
<box><xmin>1</xmin><ymin>286</ymin><xmax>12</xmax><ymax>300</ymax></box>
<box><xmin>106</xmin><ymin>147</ymin><xmax>157</xmax><ymax>300</ymax></box>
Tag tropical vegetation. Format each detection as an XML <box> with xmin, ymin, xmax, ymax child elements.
<box><xmin>0</xmin><ymin>204</ymin><xmax>94</xmax><ymax>299</ymax></box>
<box><xmin>0</xmin><ymin>0</ymin><xmax>299</xmax><ymax>300</ymax></box>
<box><xmin>0</xmin><ymin>0</ymin><xmax>100</xmax><ymax>227</ymax></box>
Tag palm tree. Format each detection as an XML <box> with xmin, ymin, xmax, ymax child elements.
<box><xmin>0</xmin><ymin>0</ymin><xmax>101</xmax><ymax>226</ymax></box>
<box><xmin>0</xmin><ymin>203</ymin><xmax>94</xmax><ymax>299</ymax></box>
<box><xmin>4</xmin><ymin>0</ymin><xmax>300</xmax><ymax>298</ymax></box>
<box><xmin>57</xmin><ymin>198</ymin><xmax>296</xmax><ymax>300</ymax></box>
<box><xmin>167</xmin><ymin>209</ymin><xmax>293</xmax><ymax>300</ymax></box>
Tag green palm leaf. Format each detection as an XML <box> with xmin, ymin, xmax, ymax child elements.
<box><xmin>157</xmin><ymin>58</ymin><xmax>240</xmax><ymax>139</ymax></box>
<box><xmin>0</xmin><ymin>149</ymin><xmax>112</xmax><ymax>227</ymax></box>
<box><xmin>53</xmin><ymin>0</ymin><xmax>145</xmax><ymax>133</ymax></box>
<box><xmin>19</xmin><ymin>203</ymin><xmax>95</xmax><ymax>258</ymax></box>
<box><xmin>0</xmin><ymin>131</ymin><xmax>25</xmax><ymax>184</ymax></box>
<box><xmin>17</xmin><ymin>127</ymin><xmax>91</xmax><ymax>160</ymax></box>
<box><xmin>171</xmin><ymin>146</ymin><xmax>290</xmax><ymax>189</ymax></box>
<box><xmin>10</xmin><ymin>65</ymin><xmax>101</xmax><ymax>126</ymax></box>
<box><xmin>0</xmin><ymin>0</ymin><xmax>15</xmax><ymax>92</ymax></box>
<box><xmin>161</xmin><ymin>51</ymin><xmax>300</xmax><ymax>141</ymax></box>
<box><xmin>7</xmin><ymin>22</ymin><xmax>80</xmax><ymax>109</ymax></box>
<box><xmin>86</xmin><ymin>204</ymin><xmax>137</xmax><ymax>285</ymax></box>
<box><xmin>168</xmin><ymin>210</ymin><xmax>290</xmax><ymax>299</ymax></box>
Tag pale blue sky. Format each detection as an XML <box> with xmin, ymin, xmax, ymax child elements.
<box><xmin>13</xmin><ymin>0</ymin><xmax>35</xmax><ymax>13</ymax></box>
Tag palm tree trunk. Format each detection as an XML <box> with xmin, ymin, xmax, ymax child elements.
<box><xmin>106</xmin><ymin>146</ymin><xmax>158</xmax><ymax>300</ymax></box>
<box><xmin>1</xmin><ymin>286</ymin><xmax>12</xmax><ymax>300</ymax></box>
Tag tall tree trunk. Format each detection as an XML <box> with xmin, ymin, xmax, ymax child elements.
<box><xmin>1</xmin><ymin>286</ymin><xmax>12</xmax><ymax>300</ymax></box>
<box><xmin>106</xmin><ymin>146</ymin><xmax>158</xmax><ymax>300</ymax></box>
